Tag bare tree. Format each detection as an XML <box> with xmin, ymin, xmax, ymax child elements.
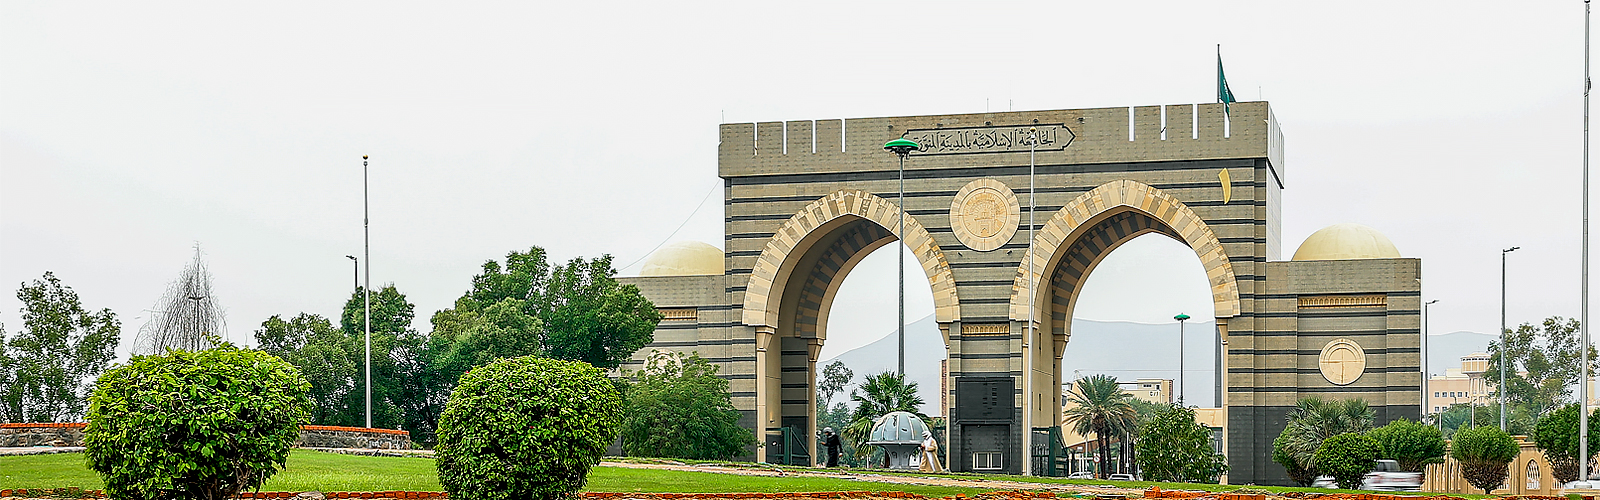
<box><xmin>133</xmin><ymin>246</ymin><xmax>226</xmax><ymax>354</ymax></box>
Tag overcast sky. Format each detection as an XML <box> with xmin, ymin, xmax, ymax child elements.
<box><xmin>2</xmin><ymin>2</ymin><xmax>1591</xmax><ymax>364</ymax></box>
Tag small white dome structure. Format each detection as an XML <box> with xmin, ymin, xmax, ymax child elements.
<box><xmin>638</xmin><ymin>241</ymin><xmax>723</xmax><ymax>277</ymax></box>
<box><xmin>1291</xmin><ymin>223</ymin><xmax>1401</xmax><ymax>261</ymax></box>
<box><xmin>866</xmin><ymin>411</ymin><xmax>929</xmax><ymax>470</ymax></box>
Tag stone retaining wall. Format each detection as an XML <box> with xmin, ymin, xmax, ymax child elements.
<box><xmin>297</xmin><ymin>425</ymin><xmax>411</xmax><ymax>449</ymax></box>
<box><xmin>0</xmin><ymin>423</ymin><xmax>411</xmax><ymax>450</ymax></box>
<box><xmin>0</xmin><ymin>423</ymin><xmax>81</xmax><ymax>447</ymax></box>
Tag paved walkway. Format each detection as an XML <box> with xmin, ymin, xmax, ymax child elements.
<box><xmin>598</xmin><ymin>461</ymin><xmax>1142</xmax><ymax>496</ymax></box>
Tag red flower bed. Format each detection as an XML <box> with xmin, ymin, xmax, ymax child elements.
<box><xmin>0</xmin><ymin>490</ymin><xmax>1065</xmax><ymax>500</ymax></box>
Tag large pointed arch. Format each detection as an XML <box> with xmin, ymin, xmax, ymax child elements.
<box><xmin>742</xmin><ymin>189</ymin><xmax>960</xmax><ymax>331</ymax></box>
<box><xmin>1008</xmin><ymin>179</ymin><xmax>1241</xmax><ymax>322</ymax></box>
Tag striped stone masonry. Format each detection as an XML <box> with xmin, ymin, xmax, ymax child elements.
<box><xmin>616</xmin><ymin>101</ymin><xmax>1419</xmax><ymax>485</ymax></box>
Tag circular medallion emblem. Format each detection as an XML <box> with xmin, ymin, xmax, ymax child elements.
<box><xmin>1318</xmin><ymin>338</ymin><xmax>1366</xmax><ymax>386</ymax></box>
<box><xmin>950</xmin><ymin>179</ymin><xmax>1021</xmax><ymax>252</ymax></box>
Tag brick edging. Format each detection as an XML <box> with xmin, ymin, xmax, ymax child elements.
<box><xmin>0</xmin><ymin>490</ymin><xmax>1062</xmax><ymax>500</ymax></box>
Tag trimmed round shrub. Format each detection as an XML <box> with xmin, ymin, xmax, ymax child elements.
<box><xmin>84</xmin><ymin>345</ymin><xmax>312</xmax><ymax>500</ymax></box>
<box><xmin>1451</xmin><ymin>425</ymin><xmax>1519</xmax><ymax>494</ymax></box>
<box><xmin>1313</xmin><ymin>432</ymin><xmax>1381</xmax><ymax>490</ymax></box>
<box><xmin>1366</xmin><ymin>418</ymin><xmax>1446</xmax><ymax>473</ymax></box>
<box><xmin>435</xmin><ymin>356</ymin><xmax>623</xmax><ymax>500</ymax></box>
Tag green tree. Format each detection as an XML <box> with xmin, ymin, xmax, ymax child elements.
<box><xmin>253</xmin><ymin>313</ymin><xmax>356</xmax><ymax>425</ymax></box>
<box><xmin>619</xmin><ymin>351</ymin><xmax>754</xmax><ymax>459</ymax></box>
<box><xmin>435</xmin><ymin>356</ymin><xmax>622</xmax><ymax>500</ymax></box>
<box><xmin>1135</xmin><ymin>404</ymin><xmax>1227</xmax><ymax>483</ymax></box>
<box><xmin>1273</xmin><ymin>433</ymin><xmax>1317</xmax><ymax>486</ymax></box>
<box><xmin>455</xmin><ymin>246</ymin><xmax>661</xmax><ymax>369</ymax></box>
<box><xmin>1365</xmin><ymin>418</ymin><xmax>1446</xmax><ymax>474</ymax></box>
<box><xmin>1451</xmin><ymin>425</ymin><xmax>1520</xmax><ymax>494</ymax></box>
<box><xmin>1486</xmin><ymin>316</ymin><xmax>1599</xmax><ymax>417</ymax></box>
<box><xmin>1532</xmin><ymin>403</ymin><xmax>1600</xmax><ymax>483</ymax></box>
<box><xmin>817</xmin><ymin>360</ymin><xmax>853</xmax><ymax>411</ymax></box>
<box><xmin>844</xmin><ymin>371</ymin><xmax>925</xmax><ymax>464</ymax></box>
<box><xmin>1437</xmin><ymin>402</ymin><xmax>1534</xmax><ymax>438</ymax></box>
<box><xmin>336</xmin><ymin>285</ymin><xmax>426</xmax><ymax>431</ymax></box>
<box><xmin>426</xmin><ymin>297</ymin><xmax>544</xmax><ymax>395</ymax></box>
<box><xmin>814</xmin><ymin>360</ymin><xmax>858</xmax><ymax>466</ymax></box>
<box><xmin>84</xmin><ymin>343</ymin><xmax>311</xmax><ymax>500</ymax></box>
<box><xmin>1273</xmin><ymin>397</ymin><xmax>1375</xmax><ymax>480</ymax></box>
<box><xmin>1313</xmin><ymin>433</ymin><xmax>1382</xmax><ymax>490</ymax></box>
<box><xmin>1063</xmin><ymin>374</ymin><xmax>1137</xmax><ymax>479</ymax></box>
<box><xmin>1129</xmin><ymin>398</ymin><xmax>1169</xmax><ymax>427</ymax></box>
<box><xmin>816</xmin><ymin>400</ymin><xmax>861</xmax><ymax>466</ymax></box>
<box><xmin>0</xmin><ymin>272</ymin><xmax>120</xmax><ymax>422</ymax></box>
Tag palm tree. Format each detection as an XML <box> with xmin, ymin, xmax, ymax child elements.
<box><xmin>1063</xmin><ymin>374</ymin><xmax>1137</xmax><ymax>478</ymax></box>
<box><xmin>1278</xmin><ymin>397</ymin><xmax>1375</xmax><ymax>476</ymax></box>
<box><xmin>846</xmin><ymin>371</ymin><xmax>925</xmax><ymax>465</ymax></box>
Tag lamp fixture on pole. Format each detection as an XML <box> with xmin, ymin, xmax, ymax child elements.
<box><xmin>345</xmin><ymin>255</ymin><xmax>358</xmax><ymax>293</ymax></box>
<box><xmin>1501</xmin><ymin>246</ymin><xmax>1518</xmax><ymax>432</ymax></box>
<box><xmin>1423</xmin><ymin>299</ymin><xmax>1439</xmax><ymax>422</ymax></box>
<box><xmin>883</xmin><ymin>138</ymin><xmax>918</xmax><ymax>378</ymax></box>
<box><xmin>1175</xmin><ymin>313</ymin><xmax>1191</xmax><ymax>404</ymax></box>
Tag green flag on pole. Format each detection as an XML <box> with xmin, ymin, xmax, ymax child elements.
<box><xmin>1217</xmin><ymin>45</ymin><xmax>1236</xmax><ymax>114</ymax></box>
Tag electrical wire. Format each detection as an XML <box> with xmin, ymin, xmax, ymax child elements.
<box><xmin>617</xmin><ymin>179</ymin><xmax>722</xmax><ymax>272</ymax></box>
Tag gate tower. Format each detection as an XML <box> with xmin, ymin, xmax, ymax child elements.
<box><xmin>618</xmin><ymin>101</ymin><xmax>1422</xmax><ymax>484</ymax></box>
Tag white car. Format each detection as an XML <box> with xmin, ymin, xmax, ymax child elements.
<box><xmin>1361</xmin><ymin>460</ymin><xmax>1422</xmax><ymax>492</ymax></box>
<box><xmin>1067</xmin><ymin>471</ymin><xmax>1094</xmax><ymax>479</ymax></box>
<box><xmin>1311</xmin><ymin>460</ymin><xmax>1422</xmax><ymax>491</ymax></box>
<box><xmin>1107</xmin><ymin>473</ymin><xmax>1136</xmax><ymax>481</ymax></box>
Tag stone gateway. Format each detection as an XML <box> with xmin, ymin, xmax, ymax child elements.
<box><xmin>618</xmin><ymin>102</ymin><xmax>1421</xmax><ymax>485</ymax></box>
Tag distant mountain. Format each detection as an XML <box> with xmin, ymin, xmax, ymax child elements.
<box><xmin>1426</xmin><ymin>331</ymin><xmax>1495</xmax><ymax>377</ymax></box>
<box><xmin>818</xmin><ymin>315</ymin><xmax>1222</xmax><ymax>415</ymax></box>
<box><xmin>817</xmin><ymin>314</ymin><xmax>946</xmax><ymax>415</ymax></box>
<box><xmin>818</xmin><ymin>321</ymin><xmax>1496</xmax><ymax>416</ymax></box>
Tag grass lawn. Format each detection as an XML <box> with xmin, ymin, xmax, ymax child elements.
<box><xmin>0</xmin><ymin>452</ymin><xmax>1495</xmax><ymax>499</ymax></box>
<box><xmin>0</xmin><ymin>451</ymin><xmax>986</xmax><ymax>496</ymax></box>
<box><xmin>587</xmin><ymin>467</ymin><xmax>987</xmax><ymax>496</ymax></box>
<box><xmin>0</xmin><ymin>450</ymin><xmax>440</xmax><ymax>491</ymax></box>
<box><xmin>637</xmin><ymin>461</ymin><xmax>1498</xmax><ymax>500</ymax></box>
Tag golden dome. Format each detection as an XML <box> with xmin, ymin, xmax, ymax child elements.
<box><xmin>1292</xmin><ymin>223</ymin><xmax>1401</xmax><ymax>261</ymax></box>
<box><xmin>639</xmin><ymin>241</ymin><xmax>724</xmax><ymax>276</ymax></box>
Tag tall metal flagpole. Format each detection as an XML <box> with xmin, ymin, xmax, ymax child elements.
<box><xmin>362</xmin><ymin>155</ymin><xmax>372</xmax><ymax>430</ymax></box>
<box><xmin>1582</xmin><ymin>0</ymin><xmax>1592</xmax><ymax>486</ymax></box>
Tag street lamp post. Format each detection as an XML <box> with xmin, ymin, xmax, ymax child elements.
<box><xmin>1423</xmin><ymin>299</ymin><xmax>1439</xmax><ymax>424</ymax></box>
<box><xmin>1175</xmin><ymin>314</ymin><xmax>1191</xmax><ymax>404</ymax></box>
<box><xmin>1501</xmin><ymin>246</ymin><xmax>1519</xmax><ymax>431</ymax></box>
<box><xmin>346</xmin><ymin>255</ymin><xmax>358</xmax><ymax>292</ymax></box>
<box><xmin>883</xmin><ymin>138</ymin><xmax>918</xmax><ymax>378</ymax></box>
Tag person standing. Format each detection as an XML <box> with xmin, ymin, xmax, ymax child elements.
<box><xmin>918</xmin><ymin>430</ymin><xmax>944</xmax><ymax>473</ymax></box>
<box><xmin>821</xmin><ymin>427</ymin><xmax>842</xmax><ymax>467</ymax></box>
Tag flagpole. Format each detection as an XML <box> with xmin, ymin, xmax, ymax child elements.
<box><xmin>1581</xmin><ymin>0</ymin><xmax>1591</xmax><ymax>487</ymax></box>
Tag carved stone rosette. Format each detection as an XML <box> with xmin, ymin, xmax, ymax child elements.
<box><xmin>949</xmin><ymin>178</ymin><xmax>1021</xmax><ymax>252</ymax></box>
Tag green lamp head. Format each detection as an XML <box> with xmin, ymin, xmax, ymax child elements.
<box><xmin>1174</xmin><ymin>313</ymin><xmax>1191</xmax><ymax>321</ymax></box>
<box><xmin>883</xmin><ymin>138</ymin><xmax>920</xmax><ymax>156</ymax></box>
